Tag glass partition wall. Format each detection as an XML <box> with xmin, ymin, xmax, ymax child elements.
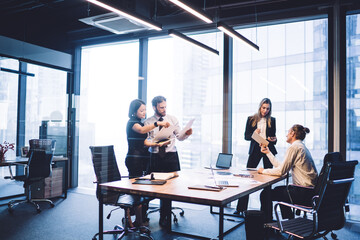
<box><xmin>25</xmin><ymin>64</ymin><xmax>68</xmax><ymax>156</ymax></box>
<box><xmin>0</xmin><ymin>57</ymin><xmax>19</xmax><ymax>161</ymax></box>
<box><xmin>0</xmin><ymin>57</ymin><xmax>69</xmax><ymax>198</ymax></box>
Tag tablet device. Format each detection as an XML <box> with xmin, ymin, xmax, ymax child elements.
<box><xmin>132</xmin><ymin>179</ymin><xmax>167</xmax><ymax>185</ymax></box>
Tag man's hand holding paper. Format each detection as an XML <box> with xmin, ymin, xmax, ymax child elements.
<box><xmin>179</xmin><ymin>118</ymin><xmax>195</xmax><ymax>136</ymax></box>
<box><xmin>251</xmin><ymin>131</ymin><xmax>269</xmax><ymax>147</ymax></box>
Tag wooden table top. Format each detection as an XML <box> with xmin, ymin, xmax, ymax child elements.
<box><xmin>101</xmin><ymin>169</ymin><xmax>285</xmax><ymax>207</ymax></box>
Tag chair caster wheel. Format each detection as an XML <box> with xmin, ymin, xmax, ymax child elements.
<box><xmin>173</xmin><ymin>217</ymin><xmax>178</xmax><ymax>223</ymax></box>
<box><xmin>180</xmin><ymin>212</ymin><xmax>184</xmax><ymax>216</ymax></box>
<box><xmin>37</xmin><ymin>208</ymin><xmax>41</xmax><ymax>213</ymax></box>
<box><xmin>331</xmin><ymin>232</ymin><xmax>337</xmax><ymax>239</ymax></box>
<box><xmin>50</xmin><ymin>203</ymin><xmax>55</xmax><ymax>208</ymax></box>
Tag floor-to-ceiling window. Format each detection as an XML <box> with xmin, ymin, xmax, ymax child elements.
<box><xmin>232</xmin><ymin>18</ymin><xmax>328</xmax><ymax>208</ymax></box>
<box><xmin>79</xmin><ymin>41</ymin><xmax>139</xmax><ymax>189</ymax></box>
<box><xmin>148</xmin><ymin>32</ymin><xmax>223</xmax><ymax>168</ymax></box>
<box><xmin>346</xmin><ymin>13</ymin><xmax>360</xmax><ymax>221</ymax></box>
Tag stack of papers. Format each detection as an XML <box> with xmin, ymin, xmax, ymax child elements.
<box><xmin>153</xmin><ymin>125</ymin><xmax>176</xmax><ymax>143</ymax></box>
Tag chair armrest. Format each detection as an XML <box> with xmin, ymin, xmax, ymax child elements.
<box><xmin>273</xmin><ymin>201</ymin><xmax>316</xmax><ymax>232</ymax></box>
<box><xmin>6</xmin><ymin>165</ymin><xmax>15</xmax><ymax>180</ymax></box>
<box><xmin>288</xmin><ymin>184</ymin><xmax>314</xmax><ymax>190</ymax></box>
<box><xmin>5</xmin><ymin>163</ymin><xmax>27</xmax><ymax>180</ymax></box>
<box><xmin>275</xmin><ymin>201</ymin><xmax>314</xmax><ymax>214</ymax></box>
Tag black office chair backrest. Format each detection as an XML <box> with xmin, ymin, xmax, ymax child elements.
<box><xmin>315</xmin><ymin>160</ymin><xmax>358</xmax><ymax>232</ymax></box>
<box><xmin>27</xmin><ymin>149</ymin><xmax>53</xmax><ymax>180</ymax></box>
<box><xmin>28</xmin><ymin>139</ymin><xmax>56</xmax><ymax>159</ymax></box>
<box><xmin>314</xmin><ymin>152</ymin><xmax>344</xmax><ymax>194</ymax></box>
<box><xmin>89</xmin><ymin>145</ymin><xmax>122</xmax><ymax>204</ymax></box>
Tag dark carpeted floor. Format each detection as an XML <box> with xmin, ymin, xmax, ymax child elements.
<box><xmin>1</xmin><ymin>189</ymin><xmax>360</xmax><ymax>240</ymax></box>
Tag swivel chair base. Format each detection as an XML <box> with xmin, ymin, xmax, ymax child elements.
<box><xmin>147</xmin><ymin>206</ymin><xmax>185</xmax><ymax>224</ymax></box>
<box><xmin>8</xmin><ymin>198</ymin><xmax>54</xmax><ymax>213</ymax></box>
<box><xmin>92</xmin><ymin>223</ymin><xmax>153</xmax><ymax>240</ymax></box>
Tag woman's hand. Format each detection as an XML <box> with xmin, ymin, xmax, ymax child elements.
<box><xmin>255</xmin><ymin>129</ymin><xmax>261</xmax><ymax>134</ymax></box>
<box><xmin>158</xmin><ymin>121</ymin><xmax>170</xmax><ymax>128</ymax></box>
<box><xmin>260</xmin><ymin>144</ymin><xmax>270</xmax><ymax>154</ymax></box>
<box><xmin>157</xmin><ymin>140</ymin><xmax>170</xmax><ymax>147</ymax></box>
<box><xmin>258</xmin><ymin>168</ymin><xmax>264</xmax><ymax>174</ymax></box>
<box><xmin>267</xmin><ymin>136</ymin><xmax>277</xmax><ymax>142</ymax></box>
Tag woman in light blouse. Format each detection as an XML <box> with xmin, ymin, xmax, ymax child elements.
<box><xmin>235</xmin><ymin>98</ymin><xmax>277</xmax><ymax>215</ymax></box>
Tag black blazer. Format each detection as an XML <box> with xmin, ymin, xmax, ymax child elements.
<box><xmin>245</xmin><ymin>116</ymin><xmax>277</xmax><ymax>155</ymax></box>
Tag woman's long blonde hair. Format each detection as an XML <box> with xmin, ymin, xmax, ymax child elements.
<box><xmin>250</xmin><ymin>98</ymin><xmax>272</xmax><ymax>127</ymax></box>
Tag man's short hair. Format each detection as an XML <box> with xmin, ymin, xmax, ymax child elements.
<box><xmin>152</xmin><ymin>96</ymin><xmax>166</xmax><ymax>107</ymax></box>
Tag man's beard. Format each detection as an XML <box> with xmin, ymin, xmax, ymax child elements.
<box><xmin>155</xmin><ymin>109</ymin><xmax>165</xmax><ymax>117</ymax></box>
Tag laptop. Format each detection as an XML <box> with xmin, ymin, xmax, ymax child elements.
<box><xmin>204</xmin><ymin>153</ymin><xmax>233</xmax><ymax>170</ymax></box>
<box><xmin>215</xmin><ymin>180</ymin><xmax>239</xmax><ymax>187</ymax></box>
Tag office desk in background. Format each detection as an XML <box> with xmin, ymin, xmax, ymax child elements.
<box><xmin>0</xmin><ymin>156</ymin><xmax>69</xmax><ymax>203</ymax></box>
<box><xmin>99</xmin><ymin>169</ymin><xmax>285</xmax><ymax>240</ymax></box>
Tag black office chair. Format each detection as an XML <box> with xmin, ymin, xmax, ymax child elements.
<box><xmin>287</xmin><ymin>153</ymin><xmax>350</xmax><ymax>218</ymax></box>
<box><xmin>89</xmin><ymin>145</ymin><xmax>153</xmax><ymax>240</ymax></box>
<box><xmin>8</xmin><ymin>149</ymin><xmax>55</xmax><ymax>213</ymax></box>
<box><xmin>265</xmin><ymin>160</ymin><xmax>358</xmax><ymax>239</ymax></box>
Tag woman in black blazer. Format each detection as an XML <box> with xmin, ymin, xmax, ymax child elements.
<box><xmin>235</xmin><ymin>98</ymin><xmax>277</xmax><ymax>215</ymax></box>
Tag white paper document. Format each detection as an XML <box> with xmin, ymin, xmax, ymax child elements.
<box><xmin>153</xmin><ymin>125</ymin><xmax>176</xmax><ymax>143</ymax></box>
<box><xmin>251</xmin><ymin>131</ymin><xmax>269</xmax><ymax>146</ymax></box>
<box><xmin>179</xmin><ymin>118</ymin><xmax>195</xmax><ymax>136</ymax></box>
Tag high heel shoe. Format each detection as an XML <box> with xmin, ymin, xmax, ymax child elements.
<box><xmin>139</xmin><ymin>226</ymin><xmax>151</xmax><ymax>235</ymax></box>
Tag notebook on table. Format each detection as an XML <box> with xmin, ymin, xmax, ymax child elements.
<box><xmin>188</xmin><ymin>184</ymin><xmax>225</xmax><ymax>191</ymax></box>
<box><xmin>204</xmin><ymin>153</ymin><xmax>233</xmax><ymax>170</ymax></box>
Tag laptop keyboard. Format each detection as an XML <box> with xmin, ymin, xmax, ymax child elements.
<box><xmin>216</xmin><ymin>180</ymin><xmax>229</xmax><ymax>185</ymax></box>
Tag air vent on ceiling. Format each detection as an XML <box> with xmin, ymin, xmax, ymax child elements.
<box><xmin>79</xmin><ymin>13</ymin><xmax>152</xmax><ymax>34</ymax></box>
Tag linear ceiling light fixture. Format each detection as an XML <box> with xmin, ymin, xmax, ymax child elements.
<box><xmin>217</xmin><ymin>21</ymin><xmax>259</xmax><ymax>51</ymax></box>
<box><xmin>168</xmin><ymin>0</ymin><xmax>213</xmax><ymax>23</ymax></box>
<box><xmin>168</xmin><ymin>29</ymin><xmax>219</xmax><ymax>55</ymax></box>
<box><xmin>86</xmin><ymin>0</ymin><xmax>162</xmax><ymax>31</ymax></box>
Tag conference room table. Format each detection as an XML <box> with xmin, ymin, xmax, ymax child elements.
<box><xmin>99</xmin><ymin>168</ymin><xmax>286</xmax><ymax>240</ymax></box>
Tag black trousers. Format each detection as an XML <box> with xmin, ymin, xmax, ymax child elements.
<box><xmin>260</xmin><ymin>185</ymin><xmax>315</xmax><ymax>222</ymax></box>
<box><xmin>149</xmin><ymin>151</ymin><xmax>180</xmax><ymax>173</ymax></box>
<box><xmin>149</xmin><ymin>151</ymin><xmax>180</xmax><ymax>220</ymax></box>
<box><xmin>125</xmin><ymin>155</ymin><xmax>150</xmax><ymax>178</ymax></box>
<box><xmin>236</xmin><ymin>148</ymin><xmax>273</xmax><ymax>212</ymax></box>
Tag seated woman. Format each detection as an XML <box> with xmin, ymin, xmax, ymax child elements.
<box><xmin>258</xmin><ymin>124</ymin><xmax>318</xmax><ymax>222</ymax></box>
<box><xmin>125</xmin><ymin>99</ymin><xmax>170</xmax><ymax>228</ymax></box>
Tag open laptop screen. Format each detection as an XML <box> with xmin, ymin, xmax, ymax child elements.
<box><xmin>215</xmin><ymin>153</ymin><xmax>233</xmax><ymax>169</ymax></box>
